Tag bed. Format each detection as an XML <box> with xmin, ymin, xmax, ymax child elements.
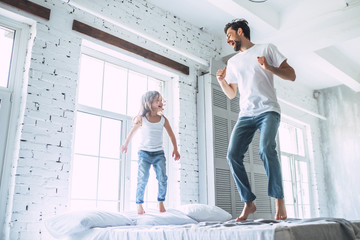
<box><xmin>45</xmin><ymin>204</ymin><xmax>360</xmax><ymax>240</ymax></box>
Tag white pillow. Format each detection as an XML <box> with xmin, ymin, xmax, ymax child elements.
<box><xmin>179</xmin><ymin>204</ymin><xmax>232</xmax><ymax>222</ymax></box>
<box><xmin>45</xmin><ymin>210</ymin><xmax>133</xmax><ymax>238</ymax></box>
<box><xmin>130</xmin><ymin>209</ymin><xmax>198</xmax><ymax>226</ymax></box>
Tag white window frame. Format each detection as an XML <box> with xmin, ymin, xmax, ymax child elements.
<box><xmin>279</xmin><ymin>118</ymin><xmax>313</xmax><ymax>218</ymax></box>
<box><xmin>0</xmin><ymin>12</ymin><xmax>33</xmax><ymax>240</ymax></box>
<box><xmin>71</xmin><ymin>43</ymin><xmax>175</xmax><ymax>211</ymax></box>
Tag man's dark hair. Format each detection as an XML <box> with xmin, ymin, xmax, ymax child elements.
<box><xmin>224</xmin><ymin>19</ymin><xmax>251</xmax><ymax>40</ymax></box>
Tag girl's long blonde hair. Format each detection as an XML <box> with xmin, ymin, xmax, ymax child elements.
<box><xmin>139</xmin><ymin>90</ymin><xmax>160</xmax><ymax>117</ymax></box>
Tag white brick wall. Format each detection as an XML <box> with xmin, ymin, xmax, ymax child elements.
<box><xmin>1</xmin><ymin>0</ymin><xmax>222</xmax><ymax>239</ymax></box>
<box><xmin>9</xmin><ymin>18</ymin><xmax>81</xmax><ymax>238</ymax></box>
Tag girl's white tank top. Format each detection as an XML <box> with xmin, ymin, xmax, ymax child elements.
<box><xmin>138</xmin><ymin>116</ymin><xmax>165</xmax><ymax>152</ymax></box>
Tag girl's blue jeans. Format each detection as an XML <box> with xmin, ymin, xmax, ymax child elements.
<box><xmin>136</xmin><ymin>150</ymin><xmax>167</xmax><ymax>204</ymax></box>
<box><xmin>227</xmin><ymin>111</ymin><xmax>284</xmax><ymax>202</ymax></box>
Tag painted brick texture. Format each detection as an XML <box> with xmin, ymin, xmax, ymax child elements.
<box><xmin>2</xmin><ymin>0</ymin><xmax>222</xmax><ymax>239</ymax></box>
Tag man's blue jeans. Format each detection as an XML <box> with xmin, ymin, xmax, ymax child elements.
<box><xmin>227</xmin><ymin>111</ymin><xmax>284</xmax><ymax>202</ymax></box>
<box><xmin>136</xmin><ymin>150</ymin><xmax>168</xmax><ymax>204</ymax></box>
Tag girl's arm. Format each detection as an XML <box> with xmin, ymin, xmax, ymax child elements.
<box><xmin>163</xmin><ymin>116</ymin><xmax>180</xmax><ymax>161</ymax></box>
<box><xmin>120</xmin><ymin>116</ymin><xmax>142</xmax><ymax>154</ymax></box>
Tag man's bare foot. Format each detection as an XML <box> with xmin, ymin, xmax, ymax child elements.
<box><xmin>275</xmin><ymin>198</ymin><xmax>287</xmax><ymax>220</ymax></box>
<box><xmin>137</xmin><ymin>204</ymin><xmax>145</xmax><ymax>215</ymax></box>
<box><xmin>159</xmin><ymin>202</ymin><xmax>166</xmax><ymax>213</ymax></box>
<box><xmin>236</xmin><ymin>202</ymin><xmax>256</xmax><ymax>222</ymax></box>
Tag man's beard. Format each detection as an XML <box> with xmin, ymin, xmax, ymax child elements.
<box><xmin>234</xmin><ymin>40</ymin><xmax>241</xmax><ymax>51</ymax></box>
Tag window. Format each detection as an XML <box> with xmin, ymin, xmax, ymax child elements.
<box><xmin>0</xmin><ymin>21</ymin><xmax>18</xmax><ymax>188</ymax></box>
<box><xmin>0</xmin><ymin>15</ymin><xmax>31</xmax><ymax>237</ymax></box>
<box><xmin>0</xmin><ymin>23</ymin><xmax>15</xmax><ymax>181</ymax></box>
<box><xmin>0</xmin><ymin>24</ymin><xmax>14</xmax><ymax>88</ymax></box>
<box><xmin>279</xmin><ymin>120</ymin><xmax>311</xmax><ymax>218</ymax></box>
<box><xmin>71</xmin><ymin>45</ymin><xmax>170</xmax><ymax>212</ymax></box>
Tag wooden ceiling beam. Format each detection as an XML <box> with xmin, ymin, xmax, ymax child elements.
<box><xmin>0</xmin><ymin>0</ymin><xmax>50</xmax><ymax>20</ymax></box>
<box><xmin>72</xmin><ymin>20</ymin><xmax>189</xmax><ymax>75</ymax></box>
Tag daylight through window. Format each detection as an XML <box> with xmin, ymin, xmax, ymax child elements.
<box><xmin>71</xmin><ymin>49</ymin><xmax>167</xmax><ymax>212</ymax></box>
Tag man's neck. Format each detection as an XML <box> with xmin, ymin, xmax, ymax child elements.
<box><xmin>240</xmin><ymin>40</ymin><xmax>254</xmax><ymax>52</ymax></box>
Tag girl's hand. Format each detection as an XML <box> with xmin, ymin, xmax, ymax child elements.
<box><xmin>120</xmin><ymin>145</ymin><xmax>127</xmax><ymax>154</ymax></box>
<box><xmin>172</xmin><ymin>150</ymin><xmax>180</xmax><ymax>161</ymax></box>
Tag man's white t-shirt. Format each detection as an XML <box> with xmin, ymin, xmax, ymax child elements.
<box><xmin>226</xmin><ymin>43</ymin><xmax>286</xmax><ymax>117</ymax></box>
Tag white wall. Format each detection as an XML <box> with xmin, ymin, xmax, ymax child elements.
<box><xmin>317</xmin><ymin>85</ymin><xmax>360</xmax><ymax>220</ymax></box>
<box><xmin>0</xmin><ymin>0</ymin><xmax>221</xmax><ymax>239</ymax></box>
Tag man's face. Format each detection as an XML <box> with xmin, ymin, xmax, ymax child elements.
<box><xmin>226</xmin><ymin>28</ymin><xmax>241</xmax><ymax>51</ymax></box>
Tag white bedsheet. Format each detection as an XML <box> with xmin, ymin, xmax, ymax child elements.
<box><xmin>66</xmin><ymin>218</ymin><xmax>360</xmax><ymax>240</ymax></box>
<box><xmin>68</xmin><ymin>221</ymin><xmax>276</xmax><ymax>240</ymax></box>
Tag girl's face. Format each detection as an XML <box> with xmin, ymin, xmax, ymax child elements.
<box><xmin>151</xmin><ymin>94</ymin><xmax>164</xmax><ymax>113</ymax></box>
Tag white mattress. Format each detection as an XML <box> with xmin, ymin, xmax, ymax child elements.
<box><xmin>68</xmin><ymin>218</ymin><xmax>360</xmax><ymax>240</ymax></box>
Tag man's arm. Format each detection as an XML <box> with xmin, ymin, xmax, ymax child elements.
<box><xmin>257</xmin><ymin>58</ymin><xmax>296</xmax><ymax>81</ymax></box>
<box><xmin>216</xmin><ymin>67</ymin><xmax>238</xmax><ymax>99</ymax></box>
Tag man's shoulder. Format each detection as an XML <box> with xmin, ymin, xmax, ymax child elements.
<box><xmin>255</xmin><ymin>43</ymin><xmax>275</xmax><ymax>50</ymax></box>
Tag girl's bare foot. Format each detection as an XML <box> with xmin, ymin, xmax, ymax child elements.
<box><xmin>159</xmin><ymin>202</ymin><xmax>166</xmax><ymax>213</ymax></box>
<box><xmin>275</xmin><ymin>198</ymin><xmax>287</xmax><ymax>220</ymax></box>
<box><xmin>236</xmin><ymin>202</ymin><xmax>256</xmax><ymax>222</ymax></box>
<box><xmin>137</xmin><ymin>204</ymin><xmax>145</xmax><ymax>215</ymax></box>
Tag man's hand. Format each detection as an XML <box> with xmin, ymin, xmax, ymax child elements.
<box><xmin>257</xmin><ymin>56</ymin><xmax>271</xmax><ymax>71</ymax></box>
<box><xmin>216</xmin><ymin>67</ymin><xmax>227</xmax><ymax>82</ymax></box>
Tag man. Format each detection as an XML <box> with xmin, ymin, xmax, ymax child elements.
<box><xmin>216</xmin><ymin>19</ymin><xmax>296</xmax><ymax>221</ymax></box>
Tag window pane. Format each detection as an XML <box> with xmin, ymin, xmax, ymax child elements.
<box><xmin>0</xmin><ymin>25</ymin><xmax>15</xmax><ymax>88</ymax></box>
<box><xmin>301</xmin><ymin>182</ymin><xmax>310</xmax><ymax>205</ymax></box>
<box><xmin>281</xmin><ymin>155</ymin><xmax>291</xmax><ymax>181</ymax></box>
<box><xmin>279</xmin><ymin>123</ymin><xmax>297</xmax><ymax>154</ymax></box>
<box><xmin>71</xmin><ymin>155</ymin><xmax>98</xmax><ymax>199</ymax></box>
<box><xmin>145</xmin><ymin>170</ymin><xmax>158</xmax><ymax>202</ymax></box>
<box><xmin>103</xmin><ymin>63</ymin><xmax>127</xmax><ymax>114</ymax></box>
<box><xmin>296</xmin><ymin>128</ymin><xmax>305</xmax><ymax>156</ymax></box>
<box><xmin>74</xmin><ymin>112</ymin><xmax>100</xmax><ymax>156</ymax></box>
<box><xmin>144</xmin><ymin>201</ymin><xmax>158</xmax><ymax>210</ymax></box>
<box><xmin>130</xmin><ymin>130</ymin><xmax>141</xmax><ymax>161</ymax></box>
<box><xmin>130</xmin><ymin>160</ymin><xmax>138</xmax><ymax>207</ymax></box>
<box><xmin>148</xmin><ymin>77</ymin><xmax>164</xmax><ymax>93</ymax></box>
<box><xmin>296</xmin><ymin>161</ymin><xmax>310</xmax><ymax>205</ymax></box>
<box><xmin>100</xmin><ymin>117</ymin><xmax>122</xmax><ymax>159</ymax></box>
<box><xmin>127</xmin><ymin>71</ymin><xmax>147</xmax><ymax>116</ymax></box>
<box><xmin>296</xmin><ymin>180</ymin><xmax>303</xmax><ymax>205</ymax></box>
<box><xmin>297</xmin><ymin>161</ymin><xmax>308</xmax><ymax>183</ymax></box>
<box><xmin>98</xmin><ymin>158</ymin><xmax>120</xmax><ymax>200</ymax></box>
<box><xmin>283</xmin><ymin>181</ymin><xmax>293</xmax><ymax>204</ymax></box>
<box><xmin>78</xmin><ymin>54</ymin><xmax>104</xmax><ymax>108</ymax></box>
<box><xmin>285</xmin><ymin>204</ymin><xmax>295</xmax><ymax>218</ymax></box>
<box><xmin>302</xmin><ymin>205</ymin><xmax>311</xmax><ymax>218</ymax></box>
<box><xmin>70</xmin><ymin>200</ymin><xmax>96</xmax><ymax>211</ymax></box>
<box><xmin>97</xmin><ymin>201</ymin><xmax>118</xmax><ymax>212</ymax></box>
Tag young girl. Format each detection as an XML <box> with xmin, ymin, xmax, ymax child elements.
<box><xmin>120</xmin><ymin>91</ymin><xmax>180</xmax><ymax>215</ymax></box>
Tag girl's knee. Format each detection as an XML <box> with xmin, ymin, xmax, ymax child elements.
<box><xmin>157</xmin><ymin>174</ymin><xmax>168</xmax><ymax>183</ymax></box>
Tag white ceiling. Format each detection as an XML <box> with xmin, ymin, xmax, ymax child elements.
<box><xmin>146</xmin><ymin>0</ymin><xmax>360</xmax><ymax>91</ymax></box>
